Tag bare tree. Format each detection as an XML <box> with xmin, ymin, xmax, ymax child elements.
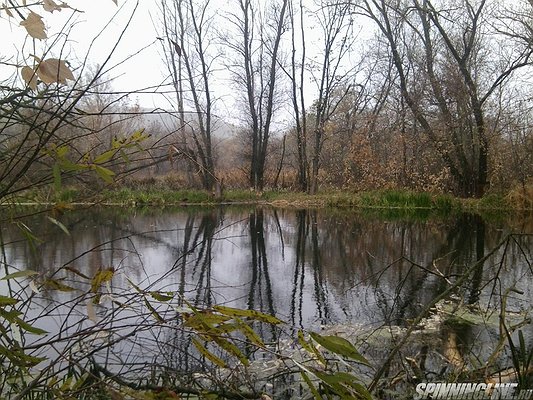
<box><xmin>288</xmin><ymin>0</ymin><xmax>310</xmax><ymax>191</ymax></box>
<box><xmin>160</xmin><ymin>0</ymin><xmax>218</xmax><ymax>191</ymax></box>
<box><xmin>357</xmin><ymin>0</ymin><xmax>533</xmax><ymax>197</ymax></box>
<box><xmin>307</xmin><ymin>0</ymin><xmax>357</xmax><ymax>194</ymax></box>
<box><xmin>225</xmin><ymin>0</ymin><xmax>289</xmax><ymax>190</ymax></box>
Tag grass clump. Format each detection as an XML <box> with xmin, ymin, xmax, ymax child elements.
<box><xmin>357</xmin><ymin>190</ymin><xmax>455</xmax><ymax>210</ymax></box>
<box><xmin>101</xmin><ymin>188</ymin><xmax>214</xmax><ymax>205</ymax></box>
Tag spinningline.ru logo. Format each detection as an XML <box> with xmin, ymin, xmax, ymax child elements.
<box><xmin>414</xmin><ymin>382</ymin><xmax>533</xmax><ymax>399</ymax></box>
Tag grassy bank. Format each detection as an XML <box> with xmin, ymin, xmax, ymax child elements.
<box><xmin>14</xmin><ymin>185</ymin><xmax>533</xmax><ymax>212</ymax></box>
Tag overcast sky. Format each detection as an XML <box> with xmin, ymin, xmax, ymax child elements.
<box><xmin>1</xmin><ymin>1</ymin><xmax>171</xmax><ymax>108</ymax></box>
<box><xmin>1</xmin><ymin>0</ymin><xmax>370</xmax><ymax>128</ymax></box>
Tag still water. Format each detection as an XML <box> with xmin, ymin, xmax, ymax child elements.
<box><xmin>1</xmin><ymin>206</ymin><xmax>532</xmax><ymax>396</ymax></box>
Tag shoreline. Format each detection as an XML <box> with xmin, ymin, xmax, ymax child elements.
<box><xmin>3</xmin><ymin>188</ymin><xmax>532</xmax><ymax>212</ymax></box>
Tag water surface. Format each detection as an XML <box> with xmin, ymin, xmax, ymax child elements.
<box><xmin>1</xmin><ymin>206</ymin><xmax>532</xmax><ymax>396</ymax></box>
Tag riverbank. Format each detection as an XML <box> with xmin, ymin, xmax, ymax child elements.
<box><xmin>11</xmin><ymin>186</ymin><xmax>533</xmax><ymax>212</ymax></box>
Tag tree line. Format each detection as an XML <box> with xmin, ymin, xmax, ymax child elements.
<box><xmin>1</xmin><ymin>0</ymin><xmax>532</xmax><ymax>202</ymax></box>
<box><xmin>157</xmin><ymin>0</ymin><xmax>533</xmax><ymax>198</ymax></box>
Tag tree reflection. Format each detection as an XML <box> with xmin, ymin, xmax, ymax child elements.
<box><xmin>310</xmin><ymin>210</ymin><xmax>330</xmax><ymax>325</ymax></box>
<box><xmin>290</xmin><ymin>210</ymin><xmax>308</xmax><ymax>328</ymax></box>
<box><xmin>248</xmin><ymin>209</ymin><xmax>276</xmax><ymax>339</ymax></box>
<box><xmin>1</xmin><ymin>206</ymin><xmax>531</xmax><ymax>389</ymax></box>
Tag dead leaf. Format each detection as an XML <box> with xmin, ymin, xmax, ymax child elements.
<box><xmin>20</xmin><ymin>11</ymin><xmax>47</xmax><ymax>40</ymax></box>
<box><xmin>87</xmin><ymin>300</ymin><xmax>99</xmax><ymax>323</ymax></box>
<box><xmin>42</xmin><ymin>0</ymin><xmax>71</xmax><ymax>13</ymax></box>
<box><xmin>2</xmin><ymin>4</ymin><xmax>14</xmax><ymax>18</ymax></box>
<box><xmin>43</xmin><ymin>0</ymin><xmax>61</xmax><ymax>12</ymax></box>
<box><xmin>170</xmin><ymin>39</ymin><xmax>181</xmax><ymax>57</ymax></box>
<box><xmin>37</xmin><ymin>58</ymin><xmax>75</xmax><ymax>84</ymax></box>
<box><xmin>21</xmin><ymin>66</ymin><xmax>38</xmax><ymax>90</ymax></box>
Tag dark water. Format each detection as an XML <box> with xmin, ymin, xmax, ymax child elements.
<box><xmin>4</xmin><ymin>207</ymin><xmax>531</xmax><ymax>325</ymax></box>
<box><xmin>1</xmin><ymin>206</ymin><xmax>532</xmax><ymax>395</ymax></box>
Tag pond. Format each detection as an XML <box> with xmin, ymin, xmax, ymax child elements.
<box><xmin>1</xmin><ymin>206</ymin><xmax>532</xmax><ymax>398</ymax></box>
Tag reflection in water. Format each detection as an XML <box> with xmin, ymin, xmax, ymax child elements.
<box><xmin>2</xmin><ymin>207</ymin><xmax>532</xmax><ymax>327</ymax></box>
<box><xmin>2</xmin><ymin>207</ymin><xmax>531</xmax><ymax>327</ymax></box>
<box><xmin>1</xmin><ymin>206</ymin><xmax>532</xmax><ymax>393</ymax></box>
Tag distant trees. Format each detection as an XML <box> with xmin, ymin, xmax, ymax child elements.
<box><xmin>151</xmin><ymin>0</ymin><xmax>532</xmax><ymax>197</ymax></box>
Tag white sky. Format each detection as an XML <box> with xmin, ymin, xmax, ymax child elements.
<box><xmin>0</xmin><ymin>0</ymin><xmax>372</xmax><ymax>128</ymax></box>
<box><xmin>1</xmin><ymin>1</ymin><xmax>169</xmax><ymax>108</ymax></box>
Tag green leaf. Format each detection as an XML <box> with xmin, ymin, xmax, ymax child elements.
<box><xmin>310</xmin><ymin>332</ymin><xmax>371</xmax><ymax>367</ymax></box>
<box><xmin>1</xmin><ymin>270</ymin><xmax>38</xmax><ymax>280</ymax></box>
<box><xmin>0</xmin><ymin>308</ymin><xmax>23</xmax><ymax>322</ymax></box>
<box><xmin>298</xmin><ymin>330</ymin><xmax>326</xmax><ymax>366</ymax></box>
<box><xmin>71</xmin><ymin>372</ymin><xmax>89</xmax><ymax>390</ymax></box>
<box><xmin>16</xmin><ymin>222</ymin><xmax>42</xmax><ymax>249</ymax></box>
<box><xmin>183</xmin><ymin>310</ymin><xmax>232</xmax><ymax>330</ymax></box>
<box><xmin>192</xmin><ymin>338</ymin><xmax>227</xmax><ymax>368</ymax></box>
<box><xmin>312</xmin><ymin>370</ymin><xmax>373</xmax><ymax>400</ymax></box>
<box><xmin>144</xmin><ymin>298</ymin><xmax>164</xmax><ymax>322</ymax></box>
<box><xmin>348</xmin><ymin>382</ymin><xmax>374</xmax><ymax>400</ymax></box>
<box><xmin>0</xmin><ymin>295</ymin><xmax>19</xmax><ymax>306</ymax></box>
<box><xmin>59</xmin><ymin>375</ymin><xmax>73</xmax><ymax>391</ymax></box>
<box><xmin>127</xmin><ymin>278</ymin><xmax>143</xmax><ymax>293</ymax></box>
<box><xmin>58</xmin><ymin>158</ymin><xmax>86</xmax><ymax>172</ymax></box>
<box><xmin>15</xmin><ymin>318</ymin><xmax>48</xmax><ymax>335</ymax></box>
<box><xmin>64</xmin><ymin>266</ymin><xmax>91</xmax><ymax>280</ymax></box>
<box><xmin>119</xmin><ymin>149</ymin><xmax>130</xmax><ymax>163</ymax></box>
<box><xmin>301</xmin><ymin>371</ymin><xmax>322</xmax><ymax>399</ymax></box>
<box><xmin>93</xmin><ymin>149</ymin><xmax>117</xmax><ymax>164</ymax></box>
<box><xmin>312</xmin><ymin>370</ymin><xmax>355</xmax><ymax>399</ymax></box>
<box><xmin>94</xmin><ymin>165</ymin><xmax>115</xmax><ymax>183</ymax></box>
<box><xmin>150</xmin><ymin>291</ymin><xmax>174</xmax><ymax>302</ymax></box>
<box><xmin>0</xmin><ymin>345</ymin><xmax>46</xmax><ymax>367</ymax></box>
<box><xmin>213</xmin><ymin>305</ymin><xmax>284</xmax><ymax>324</ymax></box>
<box><xmin>56</xmin><ymin>145</ymin><xmax>69</xmax><ymax>158</ymax></box>
<box><xmin>47</xmin><ymin>216</ymin><xmax>70</xmax><ymax>236</ymax></box>
<box><xmin>53</xmin><ymin>163</ymin><xmax>62</xmax><ymax>192</ymax></box>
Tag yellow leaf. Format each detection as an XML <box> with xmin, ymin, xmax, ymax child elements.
<box><xmin>21</xmin><ymin>66</ymin><xmax>38</xmax><ymax>90</ymax></box>
<box><xmin>37</xmin><ymin>58</ymin><xmax>75</xmax><ymax>85</ymax></box>
<box><xmin>192</xmin><ymin>338</ymin><xmax>227</xmax><ymax>368</ymax></box>
<box><xmin>20</xmin><ymin>11</ymin><xmax>47</xmax><ymax>40</ymax></box>
<box><xmin>94</xmin><ymin>164</ymin><xmax>115</xmax><ymax>183</ymax></box>
<box><xmin>44</xmin><ymin>279</ymin><xmax>76</xmax><ymax>292</ymax></box>
<box><xmin>91</xmin><ymin>268</ymin><xmax>114</xmax><ymax>293</ymax></box>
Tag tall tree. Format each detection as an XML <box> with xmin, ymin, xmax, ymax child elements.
<box><xmin>357</xmin><ymin>0</ymin><xmax>533</xmax><ymax>197</ymax></box>
<box><xmin>226</xmin><ymin>0</ymin><xmax>289</xmax><ymax>190</ymax></box>
<box><xmin>288</xmin><ymin>0</ymin><xmax>310</xmax><ymax>191</ymax></box>
<box><xmin>160</xmin><ymin>0</ymin><xmax>217</xmax><ymax>190</ymax></box>
<box><xmin>307</xmin><ymin>0</ymin><xmax>356</xmax><ymax>194</ymax></box>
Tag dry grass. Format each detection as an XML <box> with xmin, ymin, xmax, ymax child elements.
<box><xmin>507</xmin><ymin>183</ymin><xmax>533</xmax><ymax>210</ymax></box>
